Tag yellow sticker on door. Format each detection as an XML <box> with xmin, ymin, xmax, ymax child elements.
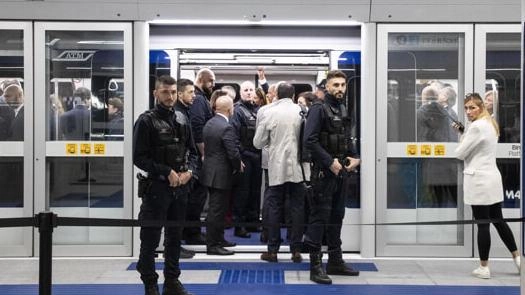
<box><xmin>66</xmin><ymin>143</ymin><xmax>77</xmax><ymax>155</ymax></box>
<box><xmin>80</xmin><ymin>143</ymin><xmax>91</xmax><ymax>155</ymax></box>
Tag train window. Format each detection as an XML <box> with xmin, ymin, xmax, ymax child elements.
<box><xmin>485</xmin><ymin>33</ymin><xmax>520</xmax><ymax>143</ymax></box>
<box><xmin>0</xmin><ymin>158</ymin><xmax>23</xmax><ymax>208</ymax></box>
<box><xmin>387</xmin><ymin>33</ymin><xmax>464</xmax><ymax>143</ymax></box>
<box><xmin>44</xmin><ymin>31</ymin><xmax>125</xmax><ymax>141</ymax></box>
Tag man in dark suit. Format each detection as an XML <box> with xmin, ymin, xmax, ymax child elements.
<box><xmin>60</xmin><ymin>87</ymin><xmax>91</xmax><ymax>140</ymax></box>
<box><xmin>2</xmin><ymin>84</ymin><xmax>23</xmax><ymax>141</ymax></box>
<box><xmin>201</xmin><ymin>94</ymin><xmax>241</xmax><ymax>256</ymax></box>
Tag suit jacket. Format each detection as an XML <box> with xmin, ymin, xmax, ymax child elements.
<box><xmin>455</xmin><ymin>118</ymin><xmax>503</xmax><ymax>205</ymax></box>
<box><xmin>60</xmin><ymin>104</ymin><xmax>91</xmax><ymax>140</ymax></box>
<box><xmin>201</xmin><ymin>114</ymin><xmax>241</xmax><ymax>190</ymax></box>
<box><xmin>253</xmin><ymin>98</ymin><xmax>303</xmax><ymax>186</ymax></box>
<box><xmin>9</xmin><ymin>106</ymin><xmax>24</xmax><ymax>141</ymax></box>
<box><xmin>0</xmin><ymin>103</ymin><xmax>14</xmax><ymax>140</ymax></box>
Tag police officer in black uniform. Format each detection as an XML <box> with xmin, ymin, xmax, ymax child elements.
<box><xmin>303</xmin><ymin>70</ymin><xmax>361</xmax><ymax>285</ymax></box>
<box><xmin>133</xmin><ymin>75</ymin><xmax>197</xmax><ymax>295</ymax></box>
<box><xmin>231</xmin><ymin>80</ymin><xmax>262</xmax><ymax>238</ymax></box>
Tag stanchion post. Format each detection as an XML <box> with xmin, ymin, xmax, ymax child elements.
<box><xmin>36</xmin><ymin>211</ymin><xmax>57</xmax><ymax>295</ymax></box>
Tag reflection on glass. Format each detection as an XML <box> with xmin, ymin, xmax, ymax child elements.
<box><xmin>48</xmin><ymin>157</ymin><xmax>124</xmax><ymax>245</ymax></box>
<box><xmin>485</xmin><ymin>33</ymin><xmax>520</xmax><ymax>143</ymax></box>
<box><xmin>48</xmin><ymin>157</ymin><xmax>123</xmax><ymax>208</ymax></box>
<box><xmin>386</xmin><ymin>158</ymin><xmax>463</xmax><ymax>245</ymax></box>
<box><xmin>387</xmin><ymin>158</ymin><xmax>459</xmax><ymax>209</ymax></box>
<box><xmin>45</xmin><ymin>31</ymin><xmax>124</xmax><ymax>141</ymax></box>
<box><xmin>0</xmin><ymin>158</ymin><xmax>23</xmax><ymax>207</ymax></box>
<box><xmin>498</xmin><ymin>159</ymin><xmax>520</xmax><ymax>209</ymax></box>
<box><xmin>387</xmin><ymin>33</ymin><xmax>463</xmax><ymax>142</ymax></box>
<box><xmin>0</xmin><ymin>30</ymin><xmax>24</xmax><ymax>142</ymax></box>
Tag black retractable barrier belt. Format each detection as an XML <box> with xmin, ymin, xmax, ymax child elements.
<box><xmin>53</xmin><ymin>216</ymin><xmax>525</xmax><ymax>228</ymax></box>
<box><xmin>0</xmin><ymin>217</ymin><xmax>35</xmax><ymax>228</ymax></box>
<box><xmin>0</xmin><ymin>216</ymin><xmax>522</xmax><ymax>229</ymax></box>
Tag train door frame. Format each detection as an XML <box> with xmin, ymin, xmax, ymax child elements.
<box><xmin>34</xmin><ymin>21</ymin><xmax>133</xmax><ymax>256</ymax></box>
<box><xmin>0</xmin><ymin>21</ymin><xmax>33</xmax><ymax>257</ymax></box>
<box><xmin>376</xmin><ymin>24</ymin><xmax>474</xmax><ymax>257</ymax></box>
<box><xmin>146</xmin><ymin>24</ymin><xmax>365</xmax><ymax>253</ymax></box>
<box><xmin>474</xmin><ymin>24</ymin><xmax>522</xmax><ymax>257</ymax></box>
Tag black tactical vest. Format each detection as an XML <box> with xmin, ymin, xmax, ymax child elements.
<box><xmin>319</xmin><ymin>101</ymin><xmax>351</xmax><ymax>159</ymax></box>
<box><xmin>146</xmin><ymin>110</ymin><xmax>188</xmax><ymax>172</ymax></box>
<box><xmin>238</xmin><ymin>103</ymin><xmax>257</xmax><ymax>150</ymax></box>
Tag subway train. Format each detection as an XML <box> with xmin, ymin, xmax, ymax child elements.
<box><xmin>0</xmin><ymin>2</ymin><xmax>521</xmax><ymax>265</ymax></box>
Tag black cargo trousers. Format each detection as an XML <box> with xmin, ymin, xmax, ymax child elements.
<box><xmin>136</xmin><ymin>179</ymin><xmax>189</xmax><ymax>285</ymax></box>
<box><xmin>303</xmin><ymin>172</ymin><xmax>346</xmax><ymax>253</ymax></box>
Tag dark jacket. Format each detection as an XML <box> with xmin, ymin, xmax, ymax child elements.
<box><xmin>0</xmin><ymin>102</ymin><xmax>15</xmax><ymax>140</ymax></box>
<box><xmin>133</xmin><ymin>104</ymin><xmax>198</xmax><ymax>178</ymax></box>
<box><xmin>9</xmin><ymin>106</ymin><xmax>24</xmax><ymax>141</ymax></box>
<box><xmin>60</xmin><ymin>104</ymin><xmax>91</xmax><ymax>140</ymax></box>
<box><xmin>304</xmin><ymin>94</ymin><xmax>358</xmax><ymax>172</ymax></box>
<box><xmin>106</xmin><ymin>111</ymin><xmax>123</xmax><ymax>140</ymax></box>
<box><xmin>416</xmin><ymin>102</ymin><xmax>450</xmax><ymax>142</ymax></box>
<box><xmin>231</xmin><ymin>100</ymin><xmax>259</xmax><ymax>154</ymax></box>
<box><xmin>201</xmin><ymin>114</ymin><xmax>241</xmax><ymax>190</ymax></box>
<box><xmin>188</xmin><ymin>86</ymin><xmax>213</xmax><ymax>146</ymax></box>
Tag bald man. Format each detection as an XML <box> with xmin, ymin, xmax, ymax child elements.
<box><xmin>4</xmin><ymin>84</ymin><xmax>24</xmax><ymax>141</ymax></box>
<box><xmin>201</xmin><ymin>95</ymin><xmax>241</xmax><ymax>256</ymax></box>
<box><xmin>231</xmin><ymin>80</ymin><xmax>262</xmax><ymax>238</ymax></box>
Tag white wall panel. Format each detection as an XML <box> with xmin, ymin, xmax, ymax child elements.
<box><xmin>138</xmin><ymin>2</ymin><xmax>369</xmax><ymax>23</ymax></box>
<box><xmin>0</xmin><ymin>2</ymin><xmax>139</xmax><ymax>20</ymax></box>
<box><xmin>371</xmin><ymin>0</ymin><xmax>520</xmax><ymax>22</ymax></box>
<box><xmin>0</xmin><ymin>0</ymin><xmax>520</xmax><ymax>23</ymax></box>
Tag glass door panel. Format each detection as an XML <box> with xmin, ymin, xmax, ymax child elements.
<box><xmin>474</xmin><ymin>24</ymin><xmax>521</xmax><ymax>257</ymax></box>
<box><xmin>0</xmin><ymin>22</ymin><xmax>33</xmax><ymax>256</ymax></box>
<box><xmin>377</xmin><ymin>24</ymin><xmax>473</xmax><ymax>256</ymax></box>
<box><xmin>34</xmin><ymin>22</ymin><xmax>132</xmax><ymax>256</ymax></box>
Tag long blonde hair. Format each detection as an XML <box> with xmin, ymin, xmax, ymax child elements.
<box><xmin>464</xmin><ymin>93</ymin><xmax>499</xmax><ymax>136</ymax></box>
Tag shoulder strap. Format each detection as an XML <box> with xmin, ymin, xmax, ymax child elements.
<box><xmin>298</xmin><ymin>105</ymin><xmax>308</xmax><ymax>182</ymax></box>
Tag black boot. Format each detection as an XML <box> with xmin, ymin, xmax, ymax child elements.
<box><xmin>162</xmin><ymin>278</ymin><xmax>193</xmax><ymax>295</ymax></box>
<box><xmin>309</xmin><ymin>252</ymin><xmax>332</xmax><ymax>284</ymax></box>
<box><xmin>144</xmin><ymin>283</ymin><xmax>160</xmax><ymax>295</ymax></box>
<box><xmin>326</xmin><ymin>251</ymin><xmax>360</xmax><ymax>276</ymax></box>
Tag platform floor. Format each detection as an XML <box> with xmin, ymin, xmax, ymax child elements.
<box><xmin>0</xmin><ymin>253</ymin><xmax>520</xmax><ymax>295</ymax></box>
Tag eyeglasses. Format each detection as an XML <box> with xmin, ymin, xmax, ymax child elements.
<box><xmin>465</xmin><ymin>92</ymin><xmax>482</xmax><ymax>99</ymax></box>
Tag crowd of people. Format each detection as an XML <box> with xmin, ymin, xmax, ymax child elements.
<box><xmin>132</xmin><ymin>69</ymin><xmax>361</xmax><ymax>295</ymax></box>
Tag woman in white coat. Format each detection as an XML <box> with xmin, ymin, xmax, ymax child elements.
<box><xmin>454</xmin><ymin>93</ymin><xmax>520</xmax><ymax>279</ymax></box>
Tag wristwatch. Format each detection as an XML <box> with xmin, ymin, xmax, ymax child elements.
<box><xmin>187</xmin><ymin>169</ymin><xmax>193</xmax><ymax>176</ymax></box>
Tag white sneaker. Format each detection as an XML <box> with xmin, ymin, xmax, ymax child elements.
<box><xmin>472</xmin><ymin>266</ymin><xmax>491</xmax><ymax>279</ymax></box>
<box><xmin>513</xmin><ymin>256</ymin><xmax>521</xmax><ymax>272</ymax></box>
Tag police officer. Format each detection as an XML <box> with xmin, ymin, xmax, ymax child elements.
<box><xmin>303</xmin><ymin>70</ymin><xmax>361</xmax><ymax>284</ymax></box>
<box><xmin>133</xmin><ymin>75</ymin><xmax>197</xmax><ymax>295</ymax></box>
<box><xmin>175</xmin><ymin>78</ymin><xmax>204</xmax><ymax>252</ymax></box>
<box><xmin>231</xmin><ymin>80</ymin><xmax>262</xmax><ymax>238</ymax></box>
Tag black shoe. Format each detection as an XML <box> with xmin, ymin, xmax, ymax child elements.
<box><xmin>185</xmin><ymin>234</ymin><xmax>206</xmax><ymax>245</ymax></box>
<box><xmin>310</xmin><ymin>252</ymin><xmax>332</xmax><ymax>284</ymax></box>
<box><xmin>234</xmin><ymin>227</ymin><xmax>251</xmax><ymax>238</ymax></box>
<box><xmin>326</xmin><ymin>262</ymin><xmax>360</xmax><ymax>276</ymax></box>
<box><xmin>260</xmin><ymin>252</ymin><xmax>278</xmax><ymax>263</ymax></box>
<box><xmin>219</xmin><ymin>240</ymin><xmax>237</xmax><ymax>247</ymax></box>
<box><xmin>180</xmin><ymin>247</ymin><xmax>195</xmax><ymax>259</ymax></box>
<box><xmin>145</xmin><ymin>284</ymin><xmax>160</xmax><ymax>295</ymax></box>
<box><xmin>162</xmin><ymin>279</ymin><xmax>193</xmax><ymax>295</ymax></box>
<box><xmin>291</xmin><ymin>251</ymin><xmax>303</xmax><ymax>263</ymax></box>
<box><xmin>207</xmin><ymin>246</ymin><xmax>234</xmax><ymax>255</ymax></box>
